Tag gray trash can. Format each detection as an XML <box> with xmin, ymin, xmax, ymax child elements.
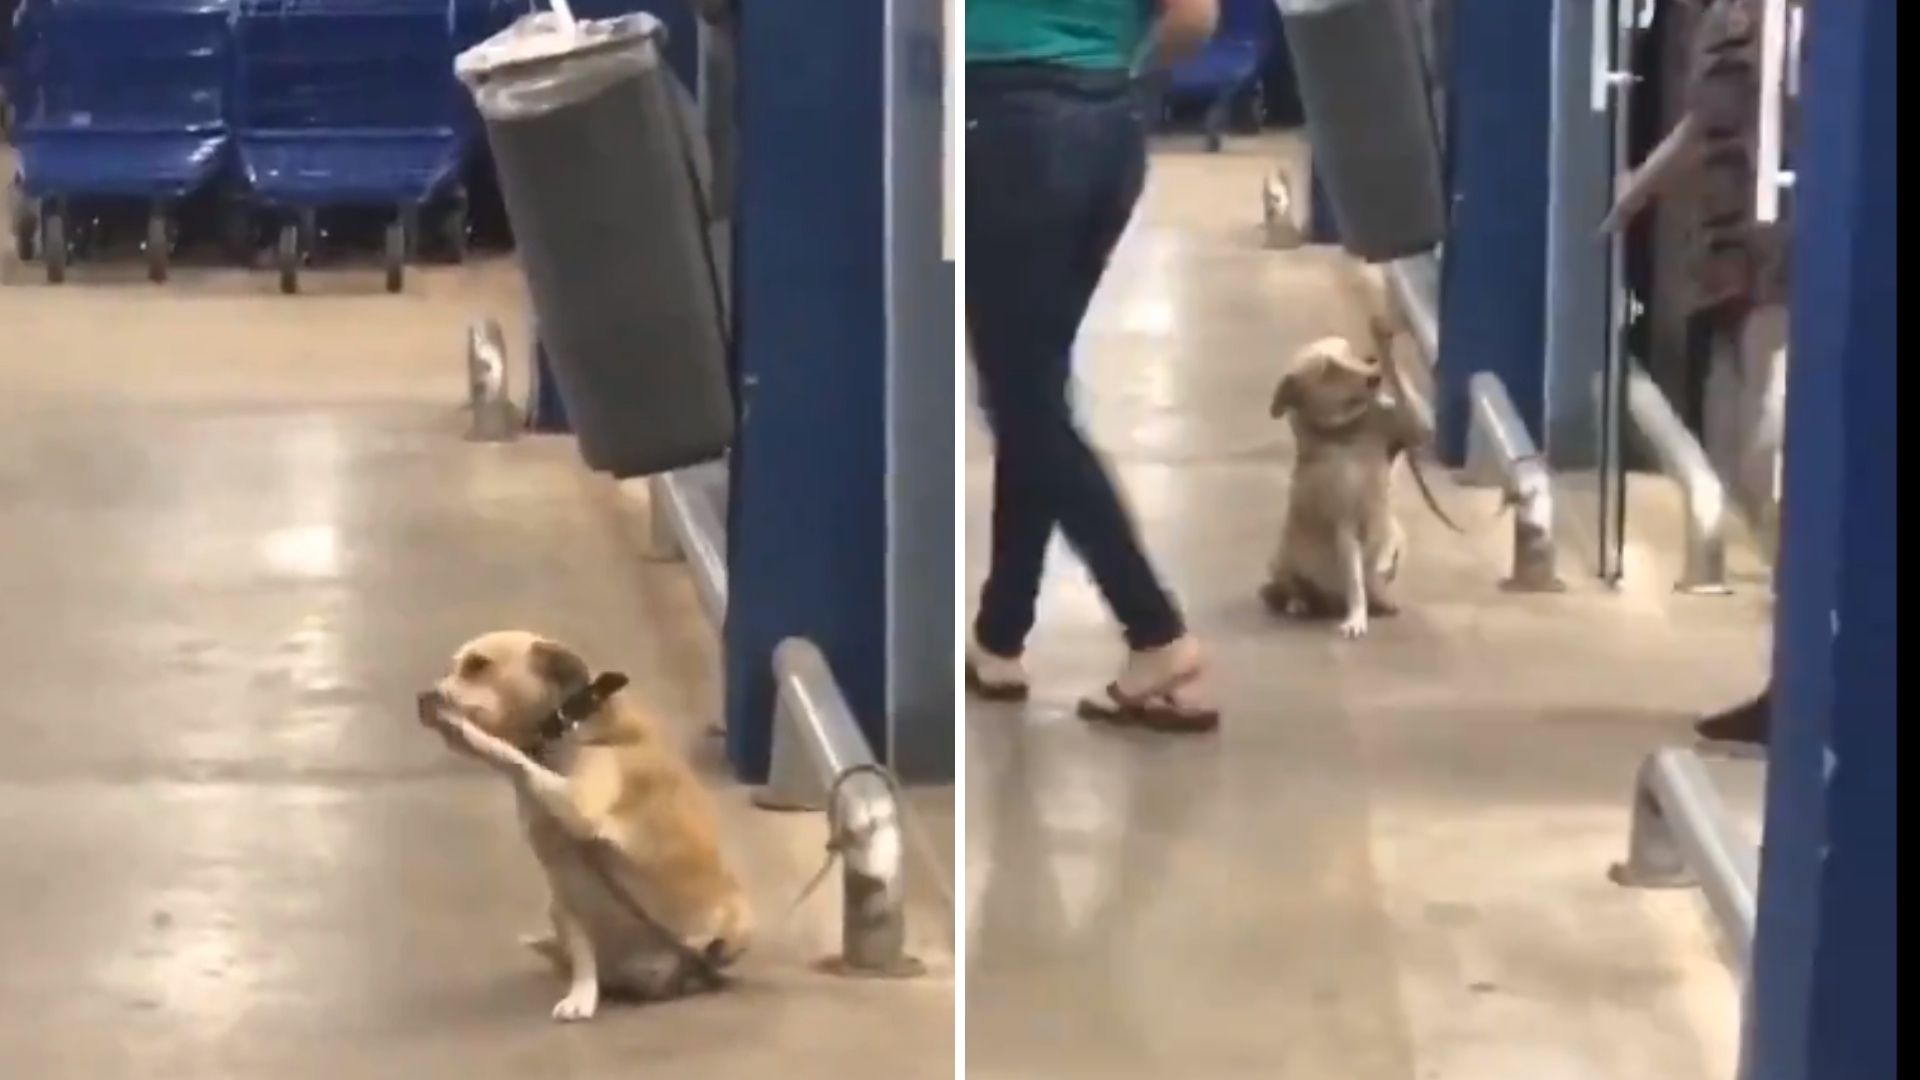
<box><xmin>458</xmin><ymin>13</ymin><xmax>732</xmax><ymax>478</ymax></box>
<box><xmin>1277</xmin><ymin>0</ymin><xmax>1447</xmax><ymax>261</ymax></box>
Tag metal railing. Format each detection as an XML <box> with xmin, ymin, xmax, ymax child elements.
<box><xmin>1609</xmin><ymin>747</ymin><xmax>1758</xmax><ymax>969</ymax></box>
<box><xmin>1625</xmin><ymin>363</ymin><xmax>1732</xmax><ymax>594</ymax></box>
<box><xmin>651</xmin><ymin>484</ymin><xmax>919</xmax><ymax>977</ymax></box>
<box><xmin>650</xmin><ymin>470</ymin><xmax>729</xmax><ymax>622</ymax></box>
<box><xmin>1463</xmin><ymin>372</ymin><xmax>1564</xmax><ymax>592</ymax></box>
<box><xmin>1384</xmin><ymin>251</ymin><xmax>1441</xmax><ymax>365</ymax></box>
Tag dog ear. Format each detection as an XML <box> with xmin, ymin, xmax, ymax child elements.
<box><xmin>1269</xmin><ymin>370</ymin><xmax>1297</xmax><ymax>419</ymax></box>
<box><xmin>530</xmin><ymin>640</ymin><xmax>591</xmax><ymax>694</ymax></box>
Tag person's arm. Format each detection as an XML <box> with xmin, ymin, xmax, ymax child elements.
<box><xmin>1137</xmin><ymin>0</ymin><xmax>1219</xmax><ymax>71</ymax></box>
<box><xmin>1598</xmin><ymin>113</ymin><xmax>1703</xmax><ymax>235</ymax></box>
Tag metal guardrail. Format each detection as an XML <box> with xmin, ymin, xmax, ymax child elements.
<box><xmin>650</xmin><ymin>471</ymin><xmax>729</xmax><ymax>622</ymax></box>
<box><xmin>1609</xmin><ymin>747</ymin><xmax>1758</xmax><ymax>970</ymax></box>
<box><xmin>1463</xmin><ymin>372</ymin><xmax>1564</xmax><ymax>593</ymax></box>
<box><xmin>1625</xmin><ymin>363</ymin><xmax>1732</xmax><ymax>594</ymax></box>
<box><xmin>651</xmin><ymin>484</ymin><xmax>918</xmax><ymax>977</ymax></box>
<box><xmin>1384</xmin><ymin>251</ymin><xmax>1441</xmax><ymax>365</ymax></box>
<box><xmin>756</xmin><ymin>638</ymin><xmax>924</xmax><ymax>977</ymax></box>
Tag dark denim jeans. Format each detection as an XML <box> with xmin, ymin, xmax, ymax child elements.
<box><xmin>966</xmin><ymin>62</ymin><xmax>1186</xmax><ymax>656</ymax></box>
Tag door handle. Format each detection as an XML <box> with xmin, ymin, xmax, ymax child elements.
<box><xmin>1755</xmin><ymin>0</ymin><xmax>1797</xmax><ymax>223</ymax></box>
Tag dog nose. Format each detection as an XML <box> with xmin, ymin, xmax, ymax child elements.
<box><xmin>416</xmin><ymin>689</ymin><xmax>448</xmax><ymax>725</ymax></box>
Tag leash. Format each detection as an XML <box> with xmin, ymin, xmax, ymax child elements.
<box><xmin>524</xmin><ymin>681</ymin><xmax>911</xmax><ymax>988</ymax></box>
<box><xmin>526</xmin><ymin>671</ymin><xmax>734</xmax><ymax>994</ymax></box>
<box><xmin>780</xmin><ymin>761</ymin><xmax>905</xmax><ymax>922</ymax></box>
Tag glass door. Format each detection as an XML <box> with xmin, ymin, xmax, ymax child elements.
<box><xmin>1543</xmin><ymin>0</ymin><xmax>1635</xmax><ymax>582</ymax></box>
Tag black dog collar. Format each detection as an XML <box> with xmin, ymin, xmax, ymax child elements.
<box><xmin>532</xmin><ymin>671</ymin><xmax>630</xmax><ymax>749</ymax></box>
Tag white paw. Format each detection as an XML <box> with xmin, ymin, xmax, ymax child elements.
<box><xmin>1337</xmin><ymin>613</ymin><xmax>1369</xmax><ymax>639</ymax></box>
<box><xmin>551</xmin><ymin>986</ymin><xmax>599</xmax><ymax>1023</ymax></box>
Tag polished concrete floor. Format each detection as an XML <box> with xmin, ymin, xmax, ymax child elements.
<box><xmin>964</xmin><ymin>138</ymin><xmax>1772</xmax><ymax>1079</ymax></box>
<box><xmin>0</xmin><ymin>168</ymin><xmax>952</xmax><ymax>1077</ymax></box>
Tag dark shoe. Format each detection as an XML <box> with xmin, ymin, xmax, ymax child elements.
<box><xmin>1695</xmin><ymin>689</ymin><xmax>1770</xmax><ymax>746</ymax></box>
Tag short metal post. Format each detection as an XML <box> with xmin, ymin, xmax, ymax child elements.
<box><xmin>1262</xmin><ymin>169</ymin><xmax>1306</xmax><ymax>251</ymax></box>
<box><xmin>1466</xmin><ymin>372</ymin><xmax>1564</xmax><ymax>592</ymax></box>
<box><xmin>465</xmin><ymin>318</ymin><xmax>520</xmax><ymax>442</ymax></box>
<box><xmin>1625</xmin><ymin>364</ymin><xmax>1732</xmax><ymax>594</ymax></box>
<box><xmin>1609</xmin><ymin>747</ymin><xmax>1758</xmax><ymax>970</ymax></box>
<box><xmin>758</xmin><ymin>638</ymin><xmax>922</xmax><ymax>978</ymax></box>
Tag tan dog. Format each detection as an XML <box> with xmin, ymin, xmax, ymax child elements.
<box><xmin>1262</xmin><ymin>335</ymin><xmax>1431</xmax><ymax>638</ymax></box>
<box><xmin>419</xmin><ymin>630</ymin><xmax>752</xmax><ymax>1022</ymax></box>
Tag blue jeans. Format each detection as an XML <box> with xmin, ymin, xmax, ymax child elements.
<box><xmin>966</xmin><ymin>62</ymin><xmax>1186</xmax><ymax>656</ymax></box>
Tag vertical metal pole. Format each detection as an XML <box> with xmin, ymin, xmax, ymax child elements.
<box><xmin>881</xmin><ymin>0</ymin><xmax>956</xmax><ymax>784</ymax></box>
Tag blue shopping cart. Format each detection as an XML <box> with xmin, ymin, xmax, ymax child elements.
<box><xmin>1162</xmin><ymin>0</ymin><xmax>1279</xmax><ymax>152</ymax></box>
<box><xmin>231</xmin><ymin>0</ymin><xmax>502</xmax><ymax>292</ymax></box>
<box><xmin>8</xmin><ymin>0</ymin><xmax>235</xmax><ymax>282</ymax></box>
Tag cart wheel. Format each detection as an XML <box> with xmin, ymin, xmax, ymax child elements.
<box><xmin>277</xmin><ymin>222</ymin><xmax>300</xmax><ymax>295</ymax></box>
<box><xmin>441</xmin><ymin>201</ymin><xmax>469</xmax><ymax>264</ymax></box>
<box><xmin>222</xmin><ymin>202</ymin><xmax>253</xmax><ymax>263</ymax></box>
<box><xmin>43</xmin><ymin>209</ymin><xmax>67</xmax><ymax>284</ymax></box>
<box><xmin>384</xmin><ymin>219</ymin><xmax>405</xmax><ymax>293</ymax></box>
<box><xmin>10</xmin><ymin>193</ymin><xmax>35</xmax><ymax>262</ymax></box>
<box><xmin>1236</xmin><ymin>88</ymin><xmax>1267</xmax><ymax>135</ymax></box>
<box><xmin>297</xmin><ymin>208</ymin><xmax>319</xmax><ymax>256</ymax></box>
<box><xmin>146</xmin><ymin>209</ymin><xmax>171</xmax><ymax>284</ymax></box>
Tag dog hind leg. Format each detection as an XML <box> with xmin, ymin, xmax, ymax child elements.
<box><xmin>1366</xmin><ymin>524</ymin><xmax>1403</xmax><ymax>617</ymax></box>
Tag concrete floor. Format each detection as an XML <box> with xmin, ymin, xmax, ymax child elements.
<box><xmin>0</xmin><ymin>160</ymin><xmax>952</xmax><ymax>1079</ymax></box>
<box><xmin>964</xmin><ymin>138</ymin><xmax>1771</xmax><ymax>1080</ymax></box>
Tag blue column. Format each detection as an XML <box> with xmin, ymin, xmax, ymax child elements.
<box><xmin>725</xmin><ymin>0</ymin><xmax>888</xmax><ymax>780</ymax></box>
<box><xmin>1747</xmin><ymin>2</ymin><xmax>1897</xmax><ymax>1078</ymax></box>
<box><xmin>1432</xmin><ymin>0</ymin><xmax>1552</xmax><ymax>463</ymax></box>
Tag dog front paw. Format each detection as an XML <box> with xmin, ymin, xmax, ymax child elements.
<box><xmin>551</xmin><ymin>985</ymin><xmax>599</xmax><ymax>1023</ymax></box>
<box><xmin>1337</xmin><ymin>612</ymin><xmax>1369</xmax><ymax>639</ymax></box>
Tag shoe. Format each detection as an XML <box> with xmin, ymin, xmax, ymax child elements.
<box><xmin>965</xmin><ymin>640</ymin><xmax>1029</xmax><ymax>702</ymax></box>
<box><xmin>1075</xmin><ymin>637</ymin><xmax>1220</xmax><ymax>733</ymax></box>
<box><xmin>1696</xmin><ymin>689</ymin><xmax>1770</xmax><ymax>746</ymax></box>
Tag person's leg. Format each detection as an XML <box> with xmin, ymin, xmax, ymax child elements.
<box><xmin>964</xmin><ymin>76</ymin><xmax>1074</xmax><ymax>664</ymax></box>
<box><xmin>966</xmin><ymin>77</ymin><xmax>1187</xmax><ymax>656</ymax></box>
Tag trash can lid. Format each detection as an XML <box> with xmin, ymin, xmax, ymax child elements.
<box><xmin>455</xmin><ymin>10</ymin><xmax>662</xmax><ymax>86</ymax></box>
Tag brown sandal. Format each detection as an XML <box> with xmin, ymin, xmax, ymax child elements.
<box><xmin>965</xmin><ymin>663</ymin><xmax>1030</xmax><ymax>703</ymax></box>
<box><xmin>1076</xmin><ymin>679</ymin><xmax>1220</xmax><ymax>734</ymax></box>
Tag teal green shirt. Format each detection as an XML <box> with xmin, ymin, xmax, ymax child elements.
<box><xmin>966</xmin><ymin>0</ymin><xmax>1151</xmax><ymax>72</ymax></box>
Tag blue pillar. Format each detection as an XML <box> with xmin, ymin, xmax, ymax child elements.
<box><xmin>1432</xmin><ymin>0</ymin><xmax>1552</xmax><ymax>463</ymax></box>
<box><xmin>725</xmin><ymin>0</ymin><xmax>888</xmax><ymax>780</ymax></box>
<box><xmin>1748</xmin><ymin>2</ymin><xmax>1897</xmax><ymax>1078</ymax></box>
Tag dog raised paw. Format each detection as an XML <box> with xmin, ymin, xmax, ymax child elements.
<box><xmin>551</xmin><ymin>985</ymin><xmax>599</xmax><ymax>1023</ymax></box>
